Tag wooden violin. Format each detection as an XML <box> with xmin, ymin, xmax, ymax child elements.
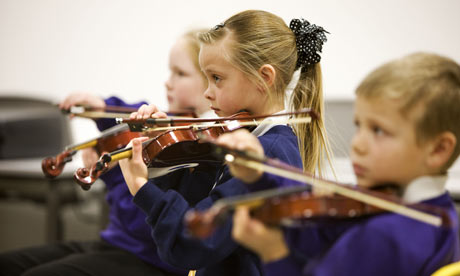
<box><xmin>73</xmin><ymin>109</ymin><xmax>318</xmax><ymax>190</ymax></box>
<box><xmin>42</xmin><ymin>108</ymin><xmax>196</xmax><ymax>178</ymax></box>
<box><xmin>116</xmin><ymin>108</ymin><xmax>317</xmax><ymax>132</ymax></box>
<box><xmin>73</xmin><ymin>111</ymin><xmax>263</xmax><ymax>190</ymax></box>
<box><xmin>184</xmin><ymin>143</ymin><xmax>451</xmax><ymax>239</ymax></box>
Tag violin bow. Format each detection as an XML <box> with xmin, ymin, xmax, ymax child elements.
<box><xmin>62</xmin><ymin>105</ymin><xmax>196</xmax><ymax>120</ymax></box>
<box><xmin>189</xmin><ymin>142</ymin><xmax>450</xmax><ymax>229</ymax></box>
<box><xmin>116</xmin><ymin>108</ymin><xmax>318</xmax><ymax>132</ymax></box>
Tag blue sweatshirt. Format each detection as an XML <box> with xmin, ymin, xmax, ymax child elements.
<box><xmin>96</xmin><ymin>96</ymin><xmax>188</xmax><ymax>275</ymax></box>
<box><xmin>261</xmin><ymin>180</ymin><xmax>460</xmax><ymax>275</ymax></box>
<box><xmin>133</xmin><ymin>124</ymin><xmax>303</xmax><ymax>276</ymax></box>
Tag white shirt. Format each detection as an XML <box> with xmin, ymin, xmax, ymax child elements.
<box><xmin>402</xmin><ymin>175</ymin><xmax>447</xmax><ymax>203</ymax></box>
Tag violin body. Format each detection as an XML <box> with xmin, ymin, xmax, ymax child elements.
<box><xmin>94</xmin><ymin>129</ymin><xmax>142</xmax><ymax>154</ymax></box>
<box><xmin>140</xmin><ymin>112</ymin><xmax>253</xmax><ymax>167</ymax></box>
<box><xmin>141</xmin><ymin>127</ymin><xmax>223</xmax><ymax>167</ymax></box>
<box><xmin>185</xmin><ymin>190</ymin><xmax>387</xmax><ymax>239</ymax></box>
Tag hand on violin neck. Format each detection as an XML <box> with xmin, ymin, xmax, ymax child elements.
<box><xmin>215</xmin><ymin>129</ymin><xmax>264</xmax><ymax>184</ymax></box>
<box><xmin>232</xmin><ymin>206</ymin><xmax>289</xmax><ymax>263</ymax></box>
<box><xmin>118</xmin><ymin>137</ymin><xmax>149</xmax><ymax>196</ymax></box>
<box><xmin>130</xmin><ymin>104</ymin><xmax>168</xmax><ymax>121</ymax></box>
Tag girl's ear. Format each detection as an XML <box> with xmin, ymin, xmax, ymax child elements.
<box><xmin>426</xmin><ymin>131</ymin><xmax>457</xmax><ymax>171</ymax></box>
<box><xmin>258</xmin><ymin>64</ymin><xmax>276</xmax><ymax>89</ymax></box>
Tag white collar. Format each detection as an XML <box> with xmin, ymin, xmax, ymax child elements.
<box><xmin>251</xmin><ymin>109</ymin><xmax>289</xmax><ymax>137</ymax></box>
<box><xmin>402</xmin><ymin>175</ymin><xmax>447</xmax><ymax>203</ymax></box>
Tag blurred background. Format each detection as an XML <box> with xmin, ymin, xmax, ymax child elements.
<box><xmin>1</xmin><ymin>0</ymin><xmax>459</xmax><ymax>252</ymax></box>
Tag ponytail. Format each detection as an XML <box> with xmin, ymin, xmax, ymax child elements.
<box><xmin>290</xmin><ymin>64</ymin><xmax>332</xmax><ymax>175</ymax></box>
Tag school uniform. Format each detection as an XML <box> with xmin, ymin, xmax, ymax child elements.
<box><xmin>262</xmin><ymin>175</ymin><xmax>460</xmax><ymax>276</ymax></box>
<box><xmin>133</xmin><ymin>113</ymin><xmax>304</xmax><ymax>276</ymax></box>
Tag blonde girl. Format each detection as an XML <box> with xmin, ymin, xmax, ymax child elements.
<box><xmin>119</xmin><ymin>10</ymin><xmax>330</xmax><ymax>276</ymax></box>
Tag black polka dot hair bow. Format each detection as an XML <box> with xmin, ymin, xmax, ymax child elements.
<box><xmin>289</xmin><ymin>18</ymin><xmax>329</xmax><ymax>69</ymax></box>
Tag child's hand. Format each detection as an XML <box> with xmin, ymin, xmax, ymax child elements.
<box><xmin>216</xmin><ymin>129</ymin><xmax>264</xmax><ymax>183</ymax></box>
<box><xmin>81</xmin><ymin>148</ymin><xmax>117</xmax><ymax>171</ymax></box>
<box><xmin>232</xmin><ymin>206</ymin><xmax>289</xmax><ymax>263</ymax></box>
<box><xmin>118</xmin><ymin>137</ymin><xmax>150</xmax><ymax>196</ymax></box>
<box><xmin>81</xmin><ymin>148</ymin><xmax>99</xmax><ymax>169</ymax></box>
<box><xmin>59</xmin><ymin>92</ymin><xmax>106</xmax><ymax>113</ymax></box>
<box><xmin>130</xmin><ymin>104</ymin><xmax>168</xmax><ymax>120</ymax></box>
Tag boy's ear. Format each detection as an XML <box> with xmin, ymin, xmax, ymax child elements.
<box><xmin>426</xmin><ymin>132</ymin><xmax>457</xmax><ymax>170</ymax></box>
<box><xmin>257</xmin><ymin>64</ymin><xmax>276</xmax><ymax>92</ymax></box>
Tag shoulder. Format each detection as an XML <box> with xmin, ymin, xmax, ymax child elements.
<box><xmin>257</xmin><ymin>125</ymin><xmax>300</xmax><ymax>163</ymax></box>
<box><xmin>342</xmin><ymin>210</ymin><xmax>456</xmax><ymax>263</ymax></box>
<box><xmin>306</xmin><ymin>213</ymin><xmax>451</xmax><ymax>275</ymax></box>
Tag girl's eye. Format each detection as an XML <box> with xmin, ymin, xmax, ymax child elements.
<box><xmin>177</xmin><ymin>70</ymin><xmax>185</xmax><ymax>77</ymax></box>
<box><xmin>353</xmin><ymin>119</ymin><xmax>360</xmax><ymax>128</ymax></box>
<box><xmin>372</xmin><ymin>126</ymin><xmax>385</xmax><ymax>136</ymax></box>
<box><xmin>213</xmin><ymin>75</ymin><xmax>221</xmax><ymax>83</ymax></box>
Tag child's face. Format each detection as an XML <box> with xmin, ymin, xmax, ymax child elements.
<box><xmin>199</xmin><ymin>40</ymin><xmax>263</xmax><ymax>117</ymax></box>
<box><xmin>350</xmin><ymin>96</ymin><xmax>431</xmax><ymax>188</ymax></box>
<box><xmin>165</xmin><ymin>38</ymin><xmax>206</xmax><ymax>112</ymax></box>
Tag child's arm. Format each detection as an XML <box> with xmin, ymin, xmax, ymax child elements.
<box><xmin>119</xmin><ymin>126</ymin><xmax>303</xmax><ymax>270</ymax></box>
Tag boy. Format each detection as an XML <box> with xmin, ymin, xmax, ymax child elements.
<box><xmin>223</xmin><ymin>52</ymin><xmax>460</xmax><ymax>275</ymax></box>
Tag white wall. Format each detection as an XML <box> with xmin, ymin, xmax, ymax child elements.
<box><xmin>2</xmin><ymin>0</ymin><xmax>459</xmax><ymax>102</ymax></box>
<box><xmin>1</xmin><ymin>0</ymin><xmax>459</xmax><ymax>141</ymax></box>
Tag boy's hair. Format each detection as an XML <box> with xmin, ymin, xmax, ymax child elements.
<box><xmin>198</xmin><ymin>10</ymin><xmax>331</xmax><ymax>174</ymax></box>
<box><xmin>182</xmin><ymin>29</ymin><xmax>208</xmax><ymax>85</ymax></box>
<box><xmin>356</xmin><ymin>52</ymin><xmax>460</xmax><ymax>171</ymax></box>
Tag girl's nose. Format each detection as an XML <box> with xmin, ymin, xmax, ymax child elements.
<box><xmin>203</xmin><ymin>86</ymin><xmax>214</xmax><ymax>101</ymax></box>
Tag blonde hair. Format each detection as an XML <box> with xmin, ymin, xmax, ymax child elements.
<box><xmin>198</xmin><ymin>10</ymin><xmax>331</xmax><ymax>174</ymax></box>
<box><xmin>356</xmin><ymin>52</ymin><xmax>460</xmax><ymax>171</ymax></box>
<box><xmin>182</xmin><ymin>29</ymin><xmax>208</xmax><ymax>85</ymax></box>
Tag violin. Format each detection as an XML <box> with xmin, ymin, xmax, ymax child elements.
<box><xmin>73</xmin><ymin>109</ymin><xmax>318</xmax><ymax>190</ymax></box>
<box><xmin>73</xmin><ymin>111</ymin><xmax>260</xmax><ymax>190</ymax></box>
<box><xmin>116</xmin><ymin>108</ymin><xmax>318</xmax><ymax>132</ymax></box>
<box><xmin>183</xmin><ymin>143</ymin><xmax>451</xmax><ymax>239</ymax></box>
<box><xmin>42</xmin><ymin>107</ymin><xmax>196</xmax><ymax>178</ymax></box>
<box><xmin>42</xmin><ymin>123</ymin><xmax>144</xmax><ymax>178</ymax></box>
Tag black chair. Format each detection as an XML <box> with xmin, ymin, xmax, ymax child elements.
<box><xmin>0</xmin><ymin>95</ymin><xmax>79</xmax><ymax>243</ymax></box>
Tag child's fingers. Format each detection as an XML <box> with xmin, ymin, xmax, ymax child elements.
<box><xmin>130</xmin><ymin>111</ymin><xmax>138</xmax><ymax>119</ymax></box>
<box><xmin>233</xmin><ymin>207</ymin><xmax>266</xmax><ymax>242</ymax></box>
<box><xmin>232</xmin><ymin>206</ymin><xmax>251</xmax><ymax>241</ymax></box>
<box><xmin>130</xmin><ymin>137</ymin><xmax>149</xmax><ymax>160</ymax></box>
<box><xmin>152</xmin><ymin>111</ymin><xmax>168</xmax><ymax>119</ymax></box>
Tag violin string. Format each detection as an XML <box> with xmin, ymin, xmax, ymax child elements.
<box><xmin>142</xmin><ymin>117</ymin><xmax>312</xmax><ymax>132</ymax></box>
<box><xmin>226</xmin><ymin>155</ymin><xmax>443</xmax><ymax>227</ymax></box>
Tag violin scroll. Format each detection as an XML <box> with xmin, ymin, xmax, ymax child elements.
<box><xmin>41</xmin><ymin>150</ymin><xmax>75</xmax><ymax>178</ymax></box>
<box><xmin>74</xmin><ymin>155</ymin><xmax>110</xmax><ymax>190</ymax></box>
